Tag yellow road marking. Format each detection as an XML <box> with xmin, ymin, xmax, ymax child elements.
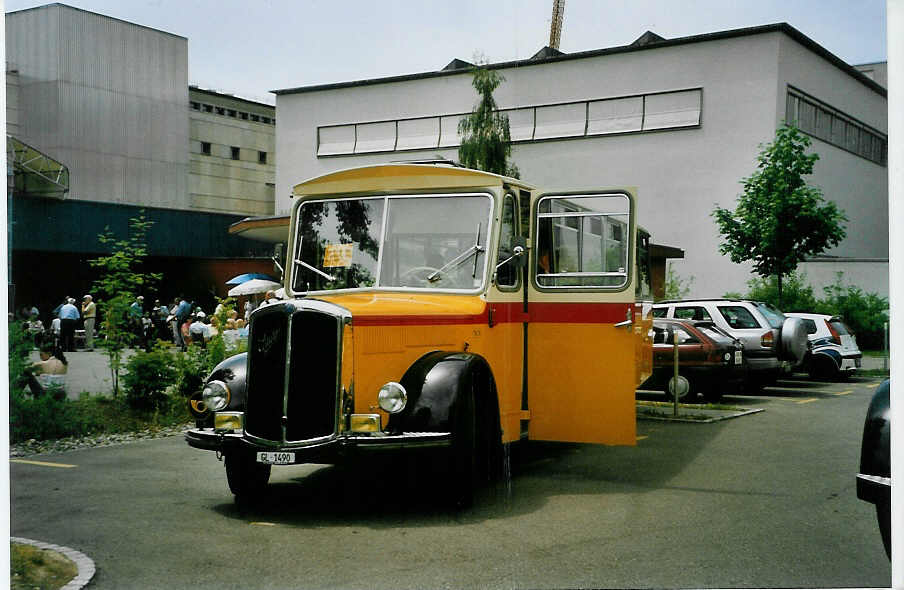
<box><xmin>10</xmin><ymin>459</ymin><xmax>76</xmax><ymax>468</ymax></box>
<box><xmin>250</xmin><ymin>522</ymin><xmax>277</xmax><ymax>527</ymax></box>
<box><xmin>636</xmin><ymin>435</ymin><xmax>648</xmax><ymax>441</ymax></box>
<box><xmin>834</xmin><ymin>390</ymin><xmax>853</xmax><ymax>396</ymax></box>
<box><xmin>795</xmin><ymin>398</ymin><xmax>818</xmax><ymax>404</ymax></box>
<box><xmin>866</xmin><ymin>383</ymin><xmax>881</xmax><ymax>388</ymax></box>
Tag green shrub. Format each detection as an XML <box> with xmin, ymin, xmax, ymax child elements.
<box><xmin>741</xmin><ymin>272</ymin><xmax>819</xmax><ymax>313</ymax></box>
<box><xmin>815</xmin><ymin>278</ymin><xmax>888</xmax><ymax>350</ymax></box>
<box><xmin>10</xmin><ymin>388</ymin><xmax>90</xmax><ymax>443</ymax></box>
<box><xmin>122</xmin><ymin>343</ymin><xmax>178</xmax><ymax>411</ymax></box>
<box><xmin>8</xmin><ymin>322</ymin><xmax>33</xmax><ymax>394</ymax></box>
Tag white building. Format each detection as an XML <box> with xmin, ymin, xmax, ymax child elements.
<box><xmin>273</xmin><ymin>24</ymin><xmax>888</xmax><ymax>299</ymax></box>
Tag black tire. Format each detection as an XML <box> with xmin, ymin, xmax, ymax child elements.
<box><xmin>702</xmin><ymin>385</ymin><xmax>723</xmax><ymax>404</ymax></box>
<box><xmin>877</xmin><ymin>499</ymin><xmax>891</xmax><ymax>559</ymax></box>
<box><xmin>808</xmin><ymin>356</ymin><xmax>838</xmax><ymax>382</ymax></box>
<box><xmin>225</xmin><ymin>452</ymin><xmax>271</xmax><ymax>503</ymax></box>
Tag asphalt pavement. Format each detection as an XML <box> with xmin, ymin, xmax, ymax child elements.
<box><xmin>10</xmin><ymin>375</ymin><xmax>892</xmax><ymax>589</ymax></box>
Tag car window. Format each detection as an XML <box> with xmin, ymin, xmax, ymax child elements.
<box><xmin>801</xmin><ymin>319</ymin><xmax>818</xmax><ymax>334</ymax></box>
<box><xmin>674</xmin><ymin>306</ymin><xmax>712</xmax><ymax>321</ymax></box>
<box><xmin>696</xmin><ymin>324</ymin><xmax>734</xmax><ymax>343</ymax></box>
<box><xmin>652</xmin><ymin>308</ymin><xmax>668</xmax><ymax>318</ymax></box>
<box><xmin>668</xmin><ymin>325</ymin><xmax>699</xmax><ymax>344</ymax></box>
<box><xmin>755</xmin><ymin>302</ymin><xmax>785</xmax><ymax>329</ymax></box>
<box><xmin>652</xmin><ymin>325</ymin><xmax>668</xmax><ymax>343</ymax></box>
<box><xmin>717</xmin><ymin>306</ymin><xmax>762</xmax><ymax>329</ymax></box>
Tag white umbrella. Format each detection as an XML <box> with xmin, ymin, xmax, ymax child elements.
<box><xmin>227</xmin><ymin>278</ymin><xmax>281</xmax><ymax>297</ymax></box>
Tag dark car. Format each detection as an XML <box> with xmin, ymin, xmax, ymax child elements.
<box><xmin>857</xmin><ymin>379</ymin><xmax>890</xmax><ymax>559</ymax></box>
<box><xmin>639</xmin><ymin>318</ymin><xmax>745</xmax><ymax>403</ymax></box>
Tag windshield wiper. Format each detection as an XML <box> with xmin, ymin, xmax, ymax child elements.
<box><xmin>293</xmin><ymin>258</ymin><xmax>336</xmax><ymax>282</ymax></box>
<box><xmin>427</xmin><ymin>223</ymin><xmax>484</xmax><ymax>282</ymax></box>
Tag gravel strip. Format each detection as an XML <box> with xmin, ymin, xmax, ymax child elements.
<box><xmin>10</xmin><ymin>424</ymin><xmax>193</xmax><ymax>457</ymax></box>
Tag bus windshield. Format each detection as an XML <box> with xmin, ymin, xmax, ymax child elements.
<box><xmin>291</xmin><ymin>194</ymin><xmax>492</xmax><ymax>293</ymax></box>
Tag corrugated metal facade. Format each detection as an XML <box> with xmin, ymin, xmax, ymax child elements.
<box><xmin>6</xmin><ymin>4</ymin><xmax>189</xmax><ymax>209</ymax></box>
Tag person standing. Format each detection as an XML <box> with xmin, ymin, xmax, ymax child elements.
<box><xmin>58</xmin><ymin>297</ymin><xmax>80</xmax><ymax>352</ymax></box>
<box><xmin>81</xmin><ymin>295</ymin><xmax>96</xmax><ymax>351</ymax></box>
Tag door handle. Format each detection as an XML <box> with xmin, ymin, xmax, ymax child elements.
<box><xmin>614</xmin><ymin>308</ymin><xmax>633</xmax><ymax>330</ymax></box>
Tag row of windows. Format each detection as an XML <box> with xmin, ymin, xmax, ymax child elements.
<box><xmin>199</xmin><ymin>141</ymin><xmax>268</xmax><ymax>164</ymax></box>
<box><xmin>786</xmin><ymin>88</ymin><xmax>886</xmax><ymax>166</ymax></box>
<box><xmin>317</xmin><ymin>88</ymin><xmax>702</xmax><ymax>157</ymax></box>
<box><xmin>190</xmin><ymin>101</ymin><xmax>275</xmax><ymax>125</ymax></box>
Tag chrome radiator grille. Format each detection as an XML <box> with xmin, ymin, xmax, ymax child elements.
<box><xmin>244</xmin><ymin>303</ymin><xmax>341</xmax><ymax>444</ymax></box>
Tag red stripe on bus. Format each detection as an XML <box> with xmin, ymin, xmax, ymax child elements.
<box><xmin>351</xmin><ymin>302</ymin><xmax>631</xmax><ymax>327</ymax></box>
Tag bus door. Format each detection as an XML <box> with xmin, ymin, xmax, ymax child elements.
<box><xmin>525</xmin><ymin>190</ymin><xmax>638</xmax><ymax>445</ymax></box>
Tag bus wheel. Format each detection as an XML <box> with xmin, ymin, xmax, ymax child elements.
<box><xmin>225</xmin><ymin>452</ymin><xmax>271</xmax><ymax>505</ymax></box>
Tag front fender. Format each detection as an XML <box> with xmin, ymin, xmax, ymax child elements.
<box><xmin>189</xmin><ymin>353</ymin><xmax>248</xmax><ymax>423</ymax></box>
<box><xmin>387</xmin><ymin>351</ymin><xmax>496</xmax><ymax>434</ymax></box>
<box><xmin>858</xmin><ymin>379</ymin><xmax>890</xmax><ymax>504</ymax></box>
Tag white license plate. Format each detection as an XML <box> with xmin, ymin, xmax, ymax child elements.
<box><xmin>734</xmin><ymin>351</ymin><xmax>743</xmax><ymax>365</ymax></box>
<box><xmin>257</xmin><ymin>452</ymin><xmax>295</xmax><ymax>465</ymax></box>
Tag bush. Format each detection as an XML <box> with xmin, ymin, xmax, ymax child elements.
<box><xmin>815</xmin><ymin>279</ymin><xmax>888</xmax><ymax>350</ymax></box>
<box><xmin>10</xmin><ymin>388</ymin><xmax>92</xmax><ymax>442</ymax></box>
<box><xmin>741</xmin><ymin>272</ymin><xmax>819</xmax><ymax>313</ymax></box>
<box><xmin>122</xmin><ymin>343</ymin><xmax>178</xmax><ymax>411</ymax></box>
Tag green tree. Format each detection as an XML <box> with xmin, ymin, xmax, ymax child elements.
<box><xmin>88</xmin><ymin>212</ymin><xmax>161</xmax><ymax>396</ymax></box>
<box><xmin>712</xmin><ymin>123</ymin><xmax>846</xmax><ymax>306</ymax></box>
<box><xmin>458</xmin><ymin>64</ymin><xmax>520</xmax><ymax>178</ymax></box>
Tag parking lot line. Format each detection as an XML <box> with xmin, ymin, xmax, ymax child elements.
<box><xmin>795</xmin><ymin>398</ymin><xmax>818</xmax><ymax>404</ymax></box>
<box><xmin>10</xmin><ymin>459</ymin><xmax>76</xmax><ymax>468</ymax></box>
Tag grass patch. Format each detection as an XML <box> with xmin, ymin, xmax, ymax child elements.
<box><xmin>10</xmin><ymin>542</ymin><xmax>77</xmax><ymax>590</ymax></box>
<box><xmin>858</xmin><ymin>368</ymin><xmax>890</xmax><ymax>378</ymax></box>
<box><xmin>637</xmin><ymin>400</ymin><xmax>746</xmax><ymax>412</ymax></box>
<box><xmin>861</xmin><ymin>350</ymin><xmax>889</xmax><ymax>358</ymax></box>
<box><xmin>11</xmin><ymin>390</ymin><xmax>192</xmax><ymax>444</ymax></box>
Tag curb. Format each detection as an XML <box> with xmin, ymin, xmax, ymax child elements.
<box><xmin>11</xmin><ymin>537</ymin><xmax>96</xmax><ymax>590</ymax></box>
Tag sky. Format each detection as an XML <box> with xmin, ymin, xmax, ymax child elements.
<box><xmin>3</xmin><ymin>0</ymin><xmax>888</xmax><ymax>105</ymax></box>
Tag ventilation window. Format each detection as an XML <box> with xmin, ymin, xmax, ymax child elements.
<box><xmin>201</xmin><ymin>142</ymin><xmax>211</xmax><ymax>155</ymax></box>
<box><xmin>231</xmin><ymin>146</ymin><xmax>240</xmax><ymax>160</ymax></box>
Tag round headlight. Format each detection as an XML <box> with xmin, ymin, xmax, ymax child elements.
<box><xmin>724</xmin><ymin>352</ymin><xmax>731</xmax><ymax>361</ymax></box>
<box><xmin>378</xmin><ymin>382</ymin><xmax>407</xmax><ymax>414</ymax></box>
<box><xmin>202</xmin><ymin>380</ymin><xmax>230</xmax><ymax>412</ymax></box>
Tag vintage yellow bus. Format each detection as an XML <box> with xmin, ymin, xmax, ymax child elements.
<box><xmin>186</xmin><ymin>162</ymin><xmax>653</xmax><ymax>505</ymax></box>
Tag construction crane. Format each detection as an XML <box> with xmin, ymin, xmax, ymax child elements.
<box><xmin>549</xmin><ymin>0</ymin><xmax>565</xmax><ymax>50</ymax></box>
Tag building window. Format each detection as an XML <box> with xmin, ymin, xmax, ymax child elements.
<box><xmin>786</xmin><ymin>87</ymin><xmax>886</xmax><ymax>166</ymax></box>
<box><xmin>203</xmin><ymin>104</ymin><xmax>213</xmax><ymax>113</ymax></box>
<box><xmin>201</xmin><ymin>142</ymin><xmax>211</xmax><ymax>155</ymax></box>
<box><xmin>190</xmin><ymin>101</ymin><xmax>200</xmax><ymax>110</ymax></box>
<box><xmin>250</xmin><ymin>114</ymin><xmax>260</xmax><ymax>122</ymax></box>
<box><xmin>231</xmin><ymin>146</ymin><xmax>240</xmax><ymax>160</ymax></box>
<box><xmin>261</xmin><ymin>116</ymin><xmax>271</xmax><ymax>124</ymax></box>
<box><xmin>258</xmin><ymin>151</ymin><xmax>267</xmax><ymax>164</ymax></box>
<box><xmin>240</xmin><ymin>112</ymin><xmax>249</xmax><ymax>120</ymax></box>
<box><xmin>316</xmin><ymin>88</ymin><xmax>701</xmax><ymax>157</ymax></box>
<box><xmin>227</xmin><ymin>109</ymin><xmax>237</xmax><ymax>118</ymax></box>
<box><xmin>215</xmin><ymin>107</ymin><xmax>225</xmax><ymax>115</ymax></box>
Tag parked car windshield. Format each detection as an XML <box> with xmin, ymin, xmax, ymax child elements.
<box><xmin>292</xmin><ymin>194</ymin><xmax>492</xmax><ymax>293</ymax></box>
<box><xmin>755</xmin><ymin>302</ymin><xmax>786</xmax><ymax>329</ymax></box>
<box><xmin>696</xmin><ymin>324</ymin><xmax>735</xmax><ymax>344</ymax></box>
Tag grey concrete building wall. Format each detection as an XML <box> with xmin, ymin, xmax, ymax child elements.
<box><xmin>854</xmin><ymin>62</ymin><xmax>887</xmax><ymax>89</ymax></box>
<box><xmin>6</xmin><ymin>66</ymin><xmax>20</xmax><ymax>137</ymax></box>
<box><xmin>6</xmin><ymin>4</ymin><xmax>189</xmax><ymax>209</ymax></box>
<box><xmin>274</xmin><ymin>26</ymin><xmax>887</xmax><ymax>298</ymax></box>
<box><xmin>189</xmin><ymin>88</ymin><xmax>275</xmax><ymax>216</ymax></box>
<box><xmin>776</xmin><ymin>36</ymin><xmax>888</xmax><ymax>296</ymax></box>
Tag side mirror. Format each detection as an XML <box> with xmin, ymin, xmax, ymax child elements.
<box><xmin>513</xmin><ymin>236</ymin><xmax>528</xmax><ymax>267</ymax></box>
<box><xmin>272</xmin><ymin>243</ymin><xmax>285</xmax><ymax>280</ymax></box>
<box><xmin>494</xmin><ymin>245</ymin><xmax>525</xmax><ymax>274</ymax></box>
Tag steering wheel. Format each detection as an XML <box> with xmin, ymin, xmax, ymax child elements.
<box><xmin>399</xmin><ymin>266</ymin><xmax>441</xmax><ymax>285</ymax></box>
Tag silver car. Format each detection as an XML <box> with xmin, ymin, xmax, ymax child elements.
<box><xmin>785</xmin><ymin>312</ymin><xmax>862</xmax><ymax>380</ymax></box>
<box><xmin>653</xmin><ymin>299</ymin><xmax>809</xmax><ymax>391</ymax></box>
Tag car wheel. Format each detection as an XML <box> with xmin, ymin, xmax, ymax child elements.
<box><xmin>808</xmin><ymin>356</ymin><xmax>838</xmax><ymax>381</ymax></box>
<box><xmin>225</xmin><ymin>452</ymin><xmax>271</xmax><ymax>504</ymax></box>
<box><xmin>877</xmin><ymin>499</ymin><xmax>891</xmax><ymax>559</ymax></box>
<box><xmin>702</xmin><ymin>385</ymin><xmax>723</xmax><ymax>404</ymax></box>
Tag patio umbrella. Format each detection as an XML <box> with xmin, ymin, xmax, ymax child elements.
<box><xmin>227</xmin><ymin>279</ymin><xmax>281</xmax><ymax>297</ymax></box>
<box><xmin>225</xmin><ymin>272</ymin><xmax>277</xmax><ymax>285</ymax></box>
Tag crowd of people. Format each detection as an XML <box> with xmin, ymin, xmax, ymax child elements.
<box><xmin>14</xmin><ymin>292</ymin><xmax>263</xmax><ymax>355</ymax></box>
